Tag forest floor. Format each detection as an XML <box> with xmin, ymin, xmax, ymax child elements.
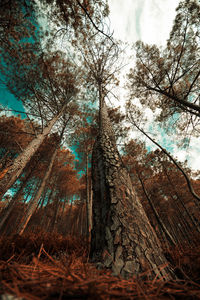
<box><xmin>0</xmin><ymin>231</ymin><xmax>200</xmax><ymax>299</ymax></box>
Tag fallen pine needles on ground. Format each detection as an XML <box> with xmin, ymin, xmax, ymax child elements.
<box><xmin>0</xmin><ymin>231</ymin><xmax>200</xmax><ymax>299</ymax></box>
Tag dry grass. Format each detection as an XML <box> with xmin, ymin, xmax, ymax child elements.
<box><xmin>0</xmin><ymin>231</ymin><xmax>200</xmax><ymax>299</ymax></box>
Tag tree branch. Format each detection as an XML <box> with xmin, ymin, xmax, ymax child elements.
<box><xmin>127</xmin><ymin>115</ymin><xmax>200</xmax><ymax>203</ymax></box>
<box><xmin>75</xmin><ymin>0</ymin><xmax>113</xmax><ymax>41</ymax></box>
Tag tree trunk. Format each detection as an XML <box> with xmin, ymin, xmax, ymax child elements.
<box><xmin>64</xmin><ymin>202</ymin><xmax>73</xmax><ymax>235</ymax></box>
<box><xmin>40</xmin><ymin>184</ymin><xmax>56</xmax><ymax>226</ymax></box>
<box><xmin>86</xmin><ymin>153</ymin><xmax>92</xmax><ymax>239</ymax></box>
<box><xmin>16</xmin><ymin>147</ymin><xmax>58</xmax><ymax>235</ymax></box>
<box><xmin>90</xmin><ymin>100</ymin><xmax>174</xmax><ymax>280</ymax></box>
<box><xmin>36</xmin><ymin>185</ymin><xmax>48</xmax><ymax>210</ymax></box>
<box><xmin>0</xmin><ymin>166</ymin><xmax>37</xmax><ymax>233</ymax></box>
<box><xmin>0</xmin><ymin>104</ymin><xmax>67</xmax><ymax>200</ymax></box>
<box><xmin>48</xmin><ymin>196</ymin><xmax>60</xmax><ymax>233</ymax></box>
<box><xmin>0</xmin><ymin>149</ymin><xmax>10</xmax><ymax>172</ymax></box>
<box><xmin>161</xmin><ymin>160</ymin><xmax>200</xmax><ymax>232</ymax></box>
<box><xmin>136</xmin><ymin>171</ymin><xmax>176</xmax><ymax>247</ymax></box>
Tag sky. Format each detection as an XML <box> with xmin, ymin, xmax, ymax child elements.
<box><xmin>107</xmin><ymin>0</ymin><xmax>200</xmax><ymax>173</ymax></box>
<box><xmin>108</xmin><ymin>0</ymin><xmax>180</xmax><ymax>45</ymax></box>
<box><xmin>0</xmin><ymin>82</ymin><xmax>25</xmax><ymax>115</ymax></box>
<box><xmin>0</xmin><ymin>0</ymin><xmax>199</xmax><ymax>173</ymax></box>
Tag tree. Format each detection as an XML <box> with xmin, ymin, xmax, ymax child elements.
<box><xmin>0</xmin><ymin>23</ymin><xmax>80</xmax><ymax>199</ymax></box>
<box><xmin>126</xmin><ymin>107</ymin><xmax>200</xmax><ymax>204</ymax></box>
<box><xmin>0</xmin><ymin>103</ymin><xmax>71</xmax><ymax>199</ymax></box>
<box><xmin>123</xmin><ymin>139</ymin><xmax>200</xmax><ymax>247</ymax></box>
<box><xmin>0</xmin><ymin>102</ymin><xmax>82</xmax><ymax>234</ymax></box>
<box><xmin>17</xmin><ymin>103</ymin><xmax>82</xmax><ymax>235</ymax></box>
<box><xmin>47</xmin><ymin>156</ymin><xmax>81</xmax><ymax>233</ymax></box>
<box><xmin>127</xmin><ymin>0</ymin><xmax>200</xmax><ymax>136</ymax></box>
<box><xmin>38</xmin><ymin>0</ymin><xmax>110</xmax><ymax>43</ymax></box>
<box><xmin>77</xmin><ymin>27</ymin><xmax>175</xmax><ymax>278</ymax></box>
<box><xmin>0</xmin><ymin>0</ymin><xmax>110</xmax><ymax>199</ymax></box>
<box><xmin>0</xmin><ymin>115</ymin><xmax>33</xmax><ymax>173</ymax></box>
<box><xmin>70</xmin><ymin>118</ymin><xmax>95</xmax><ymax>238</ymax></box>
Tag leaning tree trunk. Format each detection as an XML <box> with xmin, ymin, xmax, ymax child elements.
<box><xmin>0</xmin><ymin>104</ymin><xmax>67</xmax><ymax>200</ymax></box>
<box><xmin>90</xmin><ymin>100</ymin><xmax>175</xmax><ymax>280</ymax></box>
<box><xmin>0</xmin><ymin>158</ymin><xmax>41</xmax><ymax>232</ymax></box>
<box><xmin>136</xmin><ymin>171</ymin><xmax>176</xmax><ymax>247</ymax></box>
<box><xmin>0</xmin><ymin>170</ymin><xmax>30</xmax><ymax>233</ymax></box>
<box><xmin>16</xmin><ymin>147</ymin><xmax>58</xmax><ymax>235</ymax></box>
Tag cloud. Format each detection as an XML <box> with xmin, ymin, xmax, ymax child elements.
<box><xmin>109</xmin><ymin>0</ymin><xmax>180</xmax><ymax>45</ymax></box>
<box><xmin>139</xmin><ymin>0</ymin><xmax>180</xmax><ymax>45</ymax></box>
<box><xmin>108</xmin><ymin>0</ymin><xmax>141</xmax><ymax>42</ymax></box>
<box><xmin>108</xmin><ymin>1</ymin><xmax>199</xmax><ymax>173</ymax></box>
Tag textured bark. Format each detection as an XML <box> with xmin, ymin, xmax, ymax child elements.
<box><xmin>0</xmin><ymin>104</ymin><xmax>67</xmax><ymax>200</ymax></box>
<box><xmin>90</xmin><ymin>101</ymin><xmax>174</xmax><ymax>280</ymax></box>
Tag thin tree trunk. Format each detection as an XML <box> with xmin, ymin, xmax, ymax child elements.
<box><xmin>0</xmin><ymin>149</ymin><xmax>10</xmax><ymax>171</ymax></box>
<box><xmin>86</xmin><ymin>153</ymin><xmax>92</xmax><ymax>239</ymax></box>
<box><xmin>23</xmin><ymin>183</ymin><xmax>35</xmax><ymax>203</ymax></box>
<box><xmin>90</xmin><ymin>96</ymin><xmax>175</xmax><ymax>280</ymax></box>
<box><xmin>89</xmin><ymin>183</ymin><xmax>93</xmax><ymax>230</ymax></box>
<box><xmin>129</xmin><ymin>120</ymin><xmax>200</xmax><ymax>203</ymax></box>
<box><xmin>36</xmin><ymin>185</ymin><xmax>48</xmax><ymax>210</ymax></box>
<box><xmin>60</xmin><ymin>197</ymin><xmax>68</xmax><ymax>220</ymax></box>
<box><xmin>16</xmin><ymin>146</ymin><xmax>58</xmax><ymax>235</ymax></box>
<box><xmin>75</xmin><ymin>205</ymin><xmax>82</xmax><ymax>235</ymax></box>
<box><xmin>40</xmin><ymin>183</ymin><xmax>56</xmax><ymax>226</ymax></box>
<box><xmin>160</xmin><ymin>160</ymin><xmax>200</xmax><ymax>232</ymax></box>
<box><xmin>137</xmin><ymin>171</ymin><xmax>176</xmax><ymax>247</ymax></box>
<box><xmin>0</xmin><ymin>169</ymin><xmax>32</xmax><ymax>232</ymax></box>
<box><xmin>65</xmin><ymin>201</ymin><xmax>73</xmax><ymax>235</ymax></box>
<box><xmin>0</xmin><ymin>104</ymin><xmax>67</xmax><ymax>200</ymax></box>
<box><xmin>166</xmin><ymin>217</ymin><xmax>178</xmax><ymax>244</ymax></box>
<box><xmin>48</xmin><ymin>196</ymin><xmax>60</xmax><ymax>233</ymax></box>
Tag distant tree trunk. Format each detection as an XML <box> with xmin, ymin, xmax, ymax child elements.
<box><xmin>81</xmin><ymin>203</ymin><xmax>87</xmax><ymax>236</ymax></box>
<box><xmin>130</xmin><ymin>121</ymin><xmax>200</xmax><ymax>203</ymax></box>
<box><xmin>0</xmin><ymin>166</ymin><xmax>36</xmax><ymax>233</ymax></box>
<box><xmin>40</xmin><ymin>183</ymin><xmax>56</xmax><ymax>226</ymax></box>
<box><xmin>161</xmin><ymin>160</ymin><xmax>200</xmax><ymax>233</ymax></box>
<box><xmin>23</xmin><ymin>181</ymin><xmax>36</xmax><ymax>203</ymax></box>
<box><xmin>90</xmin><ymin>94</ymin><xmax>174</xmax><ymax>280</ymax></box>
<box><xmin>0</xmin><ymin>149</ymin><xmax>10</xmax><ymax>171</ymax></box>
<box><xmin>48</xmin><ymin>196</ymin><xmax>60</xmax><ymax>233</ymax></box>
<box><xmin>64</xmin><ymin>202</ymin><xmax>73</xmax><ymax>235</ymax></box>
<box><xmin>16</xmin><ymin>146</ymin><xmax>58</xmax><ymax>235</ymax></box>
<box><xmin>136</xmin><ymin>171</ymin><xmax>176</xmax><ymax>247</ymax></box>
<box><xmin>0</xmin><ymin>104</ymin><xmax>67</xmax><ymax>200</ymax></box>
<box><xmin>60</xmin><ymin>197</ymin><xmax>68</xmax><ymax>220</ymax></box>
<box><xmin>74</xmin><ymin>205</ymin><xmax>82</xmax><ymax>235</ymax></box>
<box><xmin>89</xmin><ymin>182</ymin><xmax>93</xmax><ymax>226</ymax></box>
<box><xmin>36</xmin><ymin>186</ymin><xmax>48</xmax><ymax>210</ymax></box>
<box><xmin>86</xmin><ymin>153</ymin><xmax>92</xmax><ymax>239</ymax></box>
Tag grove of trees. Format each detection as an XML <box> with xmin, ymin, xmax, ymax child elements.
<box><xmin>0</xmin><ymin>0</ymin><xmax>199</xmax><ymax>286</ymax></box>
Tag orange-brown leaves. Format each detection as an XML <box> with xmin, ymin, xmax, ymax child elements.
<box><xmin>0</xmin><ymin>115</ymin><xmax>33</xmax><ymax>154</ymax></box>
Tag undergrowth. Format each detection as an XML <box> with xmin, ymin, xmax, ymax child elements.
<box><xmin>0</xmin><ymin>230</ymin><xmax>200</xmax><ymax>299</ymax></box>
